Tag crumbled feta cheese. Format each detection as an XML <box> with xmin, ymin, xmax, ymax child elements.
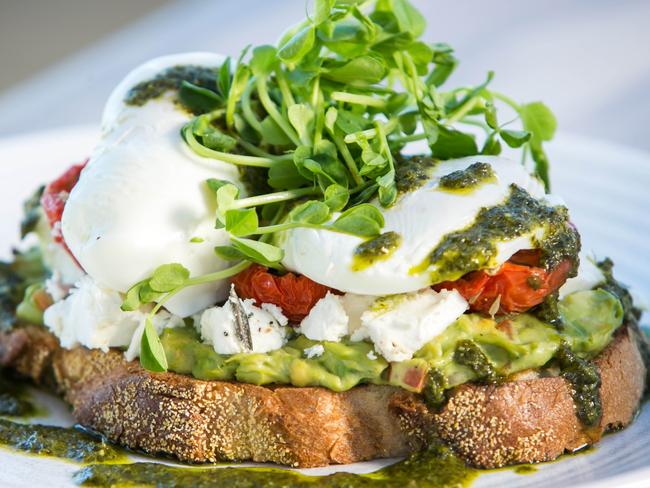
<box><xmin>559</xmin><ymin>251</ymin><xmax>605</xmax><ymax>299</ymax></box>
<box><xmin>298</xmin><ymin>292</ymin><xmax>349</xmax><ymax>342</ymax></box>
<box><xmin>261</xmin><ymin>302</ymin><xmax>289</xmax><ymax>326</ymax></box>
<box><xmin>200</xmin><ymin>287</ymin><xmax>288</xmax><ymax>354</ymax></box>
<box><xmin>45</xmin><ymin>271</ymin><xmax>69</xmax><ymax>302</ymax></box>
<box><xmin>351</xmin><ymin>288</ymin><xmax>468</xmax><ymax>362</ymax></box>
<box><xmin>367</xmin><ymin>350</ymin><xmax>377</xmax><ymax>360</ymax></box>
<box><xmin>43</xmin><ymin>275</ymin><xmax>182</xmax><ymax>356</ymax></box>
<box><xmin>304</xmin><ymin>344</ymin><xmax>325</xmax><ymax>359</ymax></box>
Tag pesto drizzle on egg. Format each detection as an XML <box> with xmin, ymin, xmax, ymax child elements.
<box><xmin>410</xmin><ymin>184</ymin><xmax>580</xmax><ymax>284</ymax></box>
<box><xmin>125</xmin><ymin>65</ymin><xmax>219</xmax><ymax>111</ymax></box>
<box><xmin>438</xmin><ymin>162</ymin><xmax>496</xmax><ymax>194</ymax></box>
<box><xmin>352</xmin><ymin>231</ymin><xmax>403</xmax><ymax>271</ymax></box>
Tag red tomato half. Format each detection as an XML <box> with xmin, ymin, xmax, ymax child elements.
<box><xmin>434</xmin><ymin>258</ymin><xmax>572</xmax><ymax>315</ymax></box>
<box><xmin>232</xmin><ymin>264</ymin><xmax>333</xmax><ymax>323</ymax></box>
<box><xmin>41</xmin><ymin>161</ymin><xmax>87</xmax><ymax>243</ymax></box>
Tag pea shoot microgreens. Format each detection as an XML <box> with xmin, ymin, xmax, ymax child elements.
<box><xmin>124</xmin><ymin>0</ymin><xmax>558</xmax><ymax>371</ymax></box>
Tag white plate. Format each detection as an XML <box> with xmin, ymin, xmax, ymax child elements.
<box><xmin>0</xmin><ymin>126</ymin><xmax>648</xmax><ymax>488</ymax></box>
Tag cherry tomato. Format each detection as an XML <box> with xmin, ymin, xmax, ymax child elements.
<box><xmin>232</xmin><ymin>264</ymin><xmax>333</xmax><ymax>323</ymax></box>
<box><xmin>41</xmin><ymin>161</ymin><xmax>87</xmax><ymax>243</ymax></box>
<box><xmin>433</xmin><ymin>258</ymin><xmax>572</xmax><ymax>315</ymax></box>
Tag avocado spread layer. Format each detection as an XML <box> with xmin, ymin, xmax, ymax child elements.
<box><xmin>161</xmin><ymin>288</ymin><xmax>623</xmax><ymax>393</ymax></box>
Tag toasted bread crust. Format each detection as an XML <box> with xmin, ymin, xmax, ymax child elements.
<box><xmin>0</xmin><ymin>325</ymin><xmax>646</xmax><ymax>468</ymax></box>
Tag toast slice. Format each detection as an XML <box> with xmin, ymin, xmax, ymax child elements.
<box><xmin>0</xmin><ymin>324</ymin><xmax>646</xmax><ymax>468</ymax></box>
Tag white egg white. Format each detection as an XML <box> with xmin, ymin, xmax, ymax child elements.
<box><xmin>281</xmin><ymin>156</ymin><xmax>549</xmax><ymax>295</ymax></box>
<box><xmin>62</xmin><ymin>53</ymin><xmax>241</xmax><ymax>317</ymax></box>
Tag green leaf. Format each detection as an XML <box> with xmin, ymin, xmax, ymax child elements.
<box><xmin>484</xmin><ymin>103</ymin><xmax>498</xmax><ymax>130</ymax></box>
<box><xmin>250</xmin><ymin>45</ymin><xmax>278</xmax><ymax>77</ymax></box>
<box><xmin>178</xmin><ymin>81</ymin><xmax>222</xmax><ymax>114</ymax></box>
<box><xmin>322</xmin><ymin>55</ymin><xmax>387</xmax><ymax>84</ymax></box>
<box><xmin>324</xmin><ymin>107</ymin><xmax>338</xmax><ymax>133</ymax></box>
<box><xmin>278</xmin><ymin>25</ymin><xmax>316</xmax><ymax>68</ymax></box>
<box><xmin>324</xmin><ymin>184</ymin><xmax>349</xmax><ymax>211</ymax></box>
<box><xmin>138</xmin><ymin>283</ymin><xmax>163</xmax><ymax>304</ymax></box>
<box><xmin>430</xmin><ymin>124</ymin><xmax>478</xmax><ymax>159</ymax></box>
<box><xmin>121</xmin><ymin>282</ymin><xmax>144</xmax><ymax>311</ymax></box>
<box><xmin>376</xmin><ymin>170</ymin><xmax>397</xmax><ymax>207</ymax></box>
<box><xmin>206</xmin><ymin>178</ymin><xmax>233</xmax><ymax>195</ymax></box>
<box><xmin>216</xmin><ymin>184</ymin><xmax>240</xmax><ymax>210</ymax></box>
<box><xmin>192</xmin><ymin>117</ymin><xmax>237</xmax><ymax>152</ymax></box>
<box><xmin>500</xmin><ymin>129</ymin><xmax>531</xmax><ymax>148</ymax></box>
<box><xmin>383</xmin><ymin>0</ymin><xmax>426</xmax><ymax>36</ymax></box>
<box><xmin>268</xmin><ymin>159</ymin><xmax>309</xmax><ymax>190</ymax></box>
<box><xmin>149</xmin><ymin>263</ymin><xmax>190</xmax><ymax>293</ymax></box>
<box><xmin>217</xmin><ymin>57</ymin><xmax>232</xmax><ymax>97</ymax></box>
<box><xmin>259</xmin><ymin>116</ymin><xmax>292</xmax><ymax>145</ymax></box>
<box><xmin>481</xmin><ymin>135</ymin><xmax>502</xmax><ymax>155</ymax></box>
<box><xmin>519</xmin><ymin>102</ymin><xmax>557</xmax><ymax>190</ymax></box>
<box><xmin>214</xmin><ymin>245</ymin><xmax>246</xmax><ymax>261</ymax></box>
<box><xmin>520</xmin><ymin>102</ymin><xmax>557</xmax><ymax>142</ymax></box>
<box><xmin>314</xmin><ymin>0</ymin><xmax>334</xmax><ymax>24</ymax></box>
<box><xmin>332</xmin><ymin>203</ymin><xmax>384</xmax><ymax>237</ymax></box>
<box><xmin>225</xmin><ymin>208</ymin><xmax>259</xmax><ymax>237</ymax></box>
<box><xmin>289</xmin><ymin>200</ymin><xmax>331</xmax><ymax>224</ymax></box>
<box><xmin>288</xmin><ymin>104</ymin><xmax>315</xmax><ymax>145</ymax></box>
<box><xmin>140</xmin><ymin>318</ymin><xmax>168</xmax><ymax>373</ymax></box>
<box><xmin>231</xmin><ymin>237</ymin><xmax>284</xmax><ymax>266</ymax></box>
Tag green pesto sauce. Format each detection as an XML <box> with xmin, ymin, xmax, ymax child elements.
<box><xmin>453</xmin><ymin>339</ymin><xmax>500</xmax><ymax>384</ymax></box>
<box><xmin>352</xmin><ymin>231</ymin><xmax>403</xmax><ymax>271</ymax></box>
<box><xmin>0</xmin><ymin>373</ymin><xmax>33</xmax><ymax>417</ymax></box>
<box><xmin>74</xmin><ymin>442</ymin><xmax>479</xmax><ymax>488</ymax></box>
<box><xmin>410</xmin><ymin>184</ymin><xmax>580</xmax><ymax>283</ymax></box>
<box><xmin>555</xmin><ymin>343</ymin><xmax>602</xmax><ymax>426</ymax></box>
<box><xmin>124</xmin><ymin>65</ymin><xmax>218</xmax><ymax>107</ymax></box>
<box><xmin>394</xmin><ymin>155</ymin><xmax>438</xmax><ymax>193</ymax></box>
<box><xmin>438</xmin><ymin>162</ymin><xmax>496</xmax><ymax>194</ymax></box>
<box><xmin>0</xmin><ymin>419</ymin><xmax>124</xmax><ymax>463</ymax></box>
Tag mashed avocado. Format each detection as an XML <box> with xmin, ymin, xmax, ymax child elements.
<box><xmin>162</xmin><ymin>289</ymin><xmax>623</xmax><ymax>393</ymax></box>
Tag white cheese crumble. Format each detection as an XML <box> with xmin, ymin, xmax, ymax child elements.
<box><xmin>44</xmin><ymin>271</ymin><xmax>69</xmax><ymax>302</ymax></box>
<box><xmin>304</xmin><ymin>344</ymin><xmax>325</xmax><ymax>359</ymax></box>
<box><xmin>351</xmin><ymin>288</ymin><xmax>468</xmax><ymax>362</ymax></box>
<box><xmin>43</xmin><ymin>275</ymin><xmax>183</xmax><ymax>356</ymax></box>
<box><xmin>199</xmin><ymin>287</ymin><xmax>289</xmax><ymax>355</ymax></box>
<box><xmin>298</xmin><ymin>292</ymin><xmax>349</xmax><ymax>342</ymax></box>
<box><xmin>559</xmin><ymin>251</ymin><xmax>605</xmax><ymax>299</ymax></box>
<box><xmin>367</xmin><ymin>350</ymin><xmax>377</xmax><ymax>360</ymax></box>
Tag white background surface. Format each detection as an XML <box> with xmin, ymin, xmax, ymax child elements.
<box><xmin>0</xmin><ymin>0</ymin><xmax>649</xmax><ymax>151</ymax></box>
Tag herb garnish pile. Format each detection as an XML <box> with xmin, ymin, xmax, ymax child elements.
<box><xmin>125</xmin><ymin>0</ymin><xmax>558</xmax><ymax>372</ymax></box>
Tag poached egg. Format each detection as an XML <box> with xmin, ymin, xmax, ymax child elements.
<box><xmin>281</xmin><ymin>156</ymin><xmax>549</xmax><ymax>295</ymax></box>
<box><xmin>61</xmin><ymin>53</ymin><xmax>241</xmax><ymax>317</ymax></box>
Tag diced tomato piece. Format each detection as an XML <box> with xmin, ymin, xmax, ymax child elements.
<box><xmin>232</xmin><ymin>264</ymin><xmax>333</xmax><ymax>323</ymax></box>
<box><xmin>41</xmin><ymin>161</ymin><xmax>87</xmax><ymax>243</ymax></box>
<box><xmin>434</xmin><ymin>258</ymin><xmax>572</xmax><ymax>315</ymax></box>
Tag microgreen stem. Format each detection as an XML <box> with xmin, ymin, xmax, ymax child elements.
<box><xmin>331</xmin><ymin>130</ymin><xmax>364</xmax><ymax>186</ymax></box>
<box><xmin>241</xmin><ymin>79</ymin><xmax>264</xmax><ymax>134</ymax></box>
<box><xmin>275</xmin><ymin>68</ymin><xmax>295</xmax><ymax>109</ymax></box>
<box><xmin>491</xmin><ymin>91</ymin><xmax>522</xmax><ymax>112</ymax></box>
<box><xmin>331</xmin><ymin>91</ymin><xmax>387</xmax><ymax>108</ymax></box>
<box><xmin>390</xmin><ymin>132</ymin><xmax>427</xmax><ymax>144</ymax></box>
<box><xmin>231</xmin><ymin>187</ymin><xmax>320</xmax><ymax>209</ymax></box>
<box><xmin>343</xmin><ymin>118</ymin><xmax>399</xmax><ymax>144</ymax></box>
<box><xmin>446</xmin><ymin>96</ymin><xmax>479</xmax><ymax>125</ymax></box>
<box><xmin>184</xmin><ymin>127</ymin><xmax>276</xmax><ymax>168</ymax></box>
<box><xmin>255</xmin><ymin>77</ymin><xmax>301</xmax><ymax>146</ymax></box>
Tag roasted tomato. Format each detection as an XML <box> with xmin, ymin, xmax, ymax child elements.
<box><xmin>41</xmin><ymin>161</ymin><xmax>87</xmax><ymax>243</ymax></box>
<box><xmin>232</xmin><ymin>264</ymin><xmax>333</xmax><ymax>323</ymax></box>
<box><xmin>434</xmin><ymin>258</ymin><xmax>572</xmax><ymax>315</ymax></box>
